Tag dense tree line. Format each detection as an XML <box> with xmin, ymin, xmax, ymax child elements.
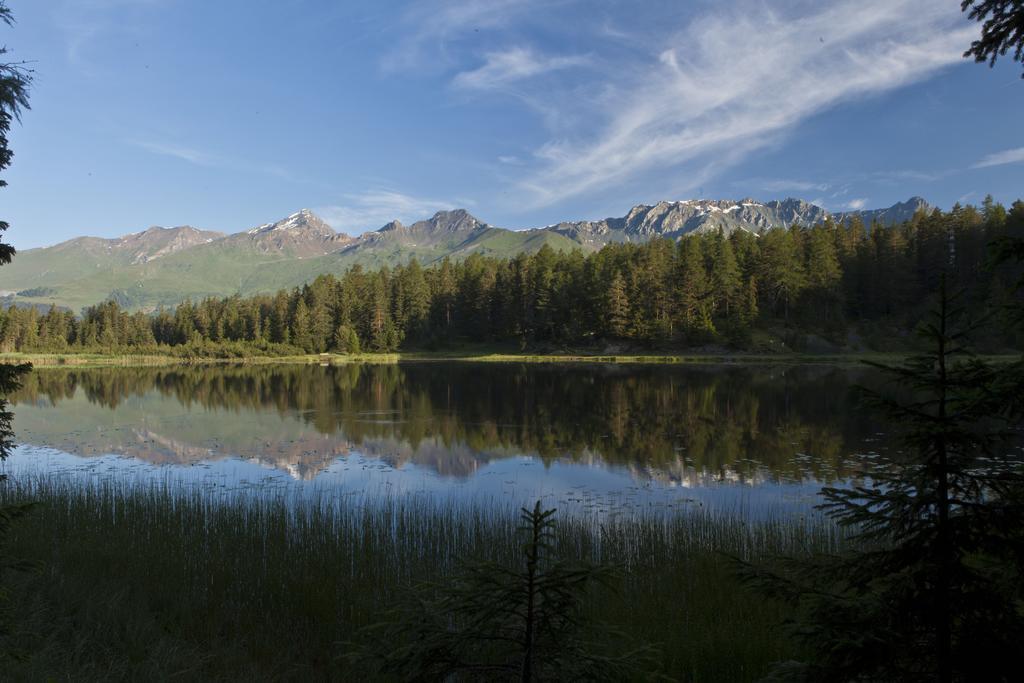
<box><xmin>2</xmin><ymin>197</ymin><xmax>1023</xmax><ymax>355</ymax></box>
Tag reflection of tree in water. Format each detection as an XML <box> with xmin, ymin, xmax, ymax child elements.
<box><xmin>15</xmin><ymin>364</ymin><xmax>883</xmax><ymax>481</ymax></box>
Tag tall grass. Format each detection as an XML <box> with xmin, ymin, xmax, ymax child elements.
<box><xmin>0</xmin><ymin>474</ymin><xmax>840</xmax><ymax>681</ymax></box>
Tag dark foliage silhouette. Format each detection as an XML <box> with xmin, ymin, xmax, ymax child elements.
<box><xmin>963</xmin><ymin>0</ymin><xmax>1024</xmax><ymax>76</ymax></box>
<box><xmin>741</xmin><ymin>281</ymin><xmax>1024</xmax><ymax>682</ymax></box>
<box><xmin>344</xmin><ymin>501</ymin><xmax>653</xmax><ymax>681</ymax></box>
<box><xmin>0</xmin><ymin>0</ymin><xmax>32</xmax><ymax>661</ymax></box>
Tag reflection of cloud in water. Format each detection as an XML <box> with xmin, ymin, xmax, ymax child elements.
<box><xmin>5</xmin><ymin>446</ymin><xmax>827</xmax><ymax>520</ymax></box>
<box><xmin>12</xmin><ymin>421</ymin><xmax>836</xmax><ymax>488</ymax></box>
<box><xmin>17</xmin><ymin>424</ymin><xmax>352</xmax><ymax>481</ymax></box>
<box><xmin>7</xmin><ymin>363</ymin><xmax>883</xmax><ymax>510</ymax></box>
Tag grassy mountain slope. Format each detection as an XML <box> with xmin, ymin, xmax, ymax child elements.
<box><xmin>1</xmin><ymin>197</ymin><xmax>930</xmax><ymax>312</ymax></box>
<box><xmin>0</xmin><ymin>239</ymin><xmax>128</xmax><ymax>295</ymax></box>
<box><xmin>2</xmin><ymin>221</ymin><xmax>583</xmax><ymax>311</ymax></box>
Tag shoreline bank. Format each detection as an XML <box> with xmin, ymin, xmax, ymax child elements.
<box><xmin>6</xmin><ymin>349</ymin><xmax>1017</xmax><ymax>368</ymax></box>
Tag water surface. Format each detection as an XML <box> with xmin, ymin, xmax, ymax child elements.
<box><xmin>4</xmin><ymin>363</ymin><xmax>886</xmax><ymax>516</ymax></box>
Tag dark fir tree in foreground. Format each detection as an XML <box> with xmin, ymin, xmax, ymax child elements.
<box><xmin>742</xmin><ymin>282</ymin><xmax>1024</xmax><ymax>682</ymax></box>
<box><xmin>345</xmin><ymin>502</ymin><xmax>651</xmax><ymax>681</ymax></box>
<box><xmin>0</xmin><ymin>0</ymin><xmax>32</xmax><ymax>452</ymax></box>
<box><xmin>0</xmin><ymin>0</ymin><xmax>32</xmax><ymax>661</ymax></box>
<box><xmin>962</xmin><ymin>0</ymin><xmax>1024</xmax><ymax>77</ymax></box>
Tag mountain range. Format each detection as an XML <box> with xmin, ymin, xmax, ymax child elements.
<box><xmin>0</xmin><ymin>196</ymin><xmax>931</xmax><ymax>312</ymax></box>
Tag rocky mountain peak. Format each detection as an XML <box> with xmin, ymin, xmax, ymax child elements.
<box><xmin>401</xmin><ymin>209</ymin><xmax>484</xmax><ymax>235</ymax></box>
<box><xmin>235</xmin><ymin>209</ymin><xmax>351</xmax><ymax>257</ymax></box>
<box><xmin>111</xmin><ymin>224</ymin><xmax>226</xmax><ymax>264</ymax></box>
<box><xmin>248</xmin><ymin>209</ymin><xmax>335</xmax><ymax>237</ymax></box>
<box><xmin>428</xmin><ymin>209</ymin><xmax>481</xmax><ymax>232</ymax></box>
<box><xmin>378</xmin><ymin>219</ymin><xmax>405</xmax><ymax>233</ymax></box>
<box><xmin>896</xmin><ymin>196</ymin><xmax>930</xmax><ymax>212</ymax></box>
<box><xmin>834</xmin><ymin>196</ymin><xmax>933</xmax><ymax>227</ymax></box>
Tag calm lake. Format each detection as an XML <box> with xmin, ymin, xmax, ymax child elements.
<box><xmin>4</xmin><ymin>363</ymin><xmax>888</xmax><ymax>517</ymax></box>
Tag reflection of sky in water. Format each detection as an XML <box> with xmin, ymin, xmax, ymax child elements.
<box><xmin>4</xmin><ymin>363</ymin><xmax>878</xmax><ymax>518</ymax></box>
<box><xmin>6</xmin><ymin>445</ymin><xmax>827</xmax><ymax>519</ymax></box>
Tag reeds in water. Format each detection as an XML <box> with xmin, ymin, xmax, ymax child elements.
<box><xmin>1</xmin><ymin>473</ymin><xmax>839</xmax><ymax>681</ymax></box>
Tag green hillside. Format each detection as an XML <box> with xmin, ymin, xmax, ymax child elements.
<box><xmin>450</xmin><ymin>227</ymin><xmax>585</xmax><ymax>259</ymax></box>
<box><xmin>1</xmin><ymin>239</ymin><xmax>138</xmax><ymax>293</ymax></box>
<box><xmin>0</xmin><ymin>220</ymin><xmax>586</xmax><ymax>312</ymax></box>
<box><xmin>1</xmin><ymin>196</ymin><xmax>924</xmax><ymax>313</ymax></box>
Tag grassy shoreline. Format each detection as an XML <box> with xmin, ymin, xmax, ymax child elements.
<box><xmin>1</xmin><ymin>474</ymin><xmax>839</xmax><ymax>681</ymax></box>
<box><xmin>6</xmin><ymin>349</ymin><xmax>1013</xmax><ymax>368</ymax></box>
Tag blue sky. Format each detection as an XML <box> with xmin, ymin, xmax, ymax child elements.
<box><xmin>3</xmin><ymin>0</ymin><xmax>1023</xmax><ymax>248</ymax></box>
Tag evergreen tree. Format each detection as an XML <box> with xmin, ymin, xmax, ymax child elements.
<box><xmin>457</xmin><ymin>254</ymin><xmax>497</xmax><ymax>341</ymax></box>
<box><xmin>872</xmin><ymin>221</ymin><xmax>914</xmax><ymax>318</ymax></box>
<box><xmin>14</xmin><ymin>307</ymin><xmax>37</xmax><ymax>350</ymax></box>
<box><xmin>291</xmin><ymin>297</ymin><xmax>313</xmax><ymax>352</ymax></box>
<box><xmin>711</xmin><ymin>231</ymin><xmax>743</xmax><ymax>321</ymax></box>
<box><xmin>346</xmin><ymin>502</ymin><xmax>650</xmax><ymax>681</ymax></box>
<box><xmin>0</xmin><ymin>1</ymin><xmax>32</xmax><ymax>659</ymax></box>
<box><xmin>302</xmin><ymin>280</ymin><xmax>333</xmax><ymax>354</ymax></box>
<box><xmin>631</xmin><ymin>239</ymin><xmax>673</xmax><ymax>342</ymax></box>
<box><xmin>432</xmin><ymin>257</ymin><xmax>457</xmax><ymax>336</ymax></box>
<box><xmin>333</xmin><ymin>323</ymin><xmax>361</xmax><ymax>354</ymax></box>
<box><xmin>0</xmin><ymin>30</ymin><xmax>28</xmax><ymax>430</ymax></box>
<box><xmin>804</xmin><ymin>224</ymin><xmax>843</xmax><ymax>324</ymax></box>
<box><xmin>962</xmin><ymin>0</ymin><xmax>1024</xmax><ymax>77</ymax></box>
<box><xmin>557</xmin><ymin>249</ymin><xmax>590</xmax><ymax>342</ymax></box>
<box><xmin>676</xmin><ymin>237</ymin><xmax>714</xmax><ymax>338</ymax></box>
<box><xmin>399</xmin><ymin>259</ymin><xmax>431</xmax><ymax>342</ymax></box>
<box><xmin>759</xmin><ymin>228</ymin><xmax>806</xmax><ymax>322</ymax></box>
<box><xmin>245</xmin><ymin>301</ymin><xmax>263</xmax><ymax>342</ymax></box>
<box><xmin>982</xmin><ymin>194</ymin><xmax>1008</xmax><ymax>231</ymax></box>
<box><xmin>268</xmin><ymin>292</ymin><xmax>290</xmax><ymax>345</ymax></box>
<box><xmin>742</xmin><ymin>282</ymin><xmax>1024</xmax><ymax>681</ymax></box>
<box><xmin>367</xmin><ymin>272</ymin><xmax>392</xmax><ymax>352</ymax></box>
<box><xmin>528</xmin><ymin>246</ymin><xmax>558</xmax><ymax>342</ymax></box>
<box><xmin>741</xmin><ymin>276</ymin><xmax>759</xmax><ymax>326</ymax></box>
<box><xmin>605</xmin><ymin>272</ymin><xmax>631</xmax><ymax>339</ymax></box>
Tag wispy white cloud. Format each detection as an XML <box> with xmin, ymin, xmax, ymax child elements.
<box><xmin>972</xmin><ymin>146</ymin><xmax>1024</xmax><ymax>169</ymax></box>
<box><xmin>54</xmin><ymin>0</ymin><xmax>167</xmax><ymax>72</ymax></box>
<box><xmin>315</xmin><ymin>190</ymin><xmax>462</xmax><ymax>234</ymax></box>
<box><xmin>132</xmin><ymin>140</ymin><xmax>219</xmax><ymax>166</ymax></box>
<box><xmin>598</xmin><ymin>18</ymin><xmax>634</xmax><ymax>43</ymax></box>
<box><xmin>737</xmin><ymin>168</ymin><xmax>947</xmax><ymax>200</ymax></box>
<box><xmin>746</xmin><ymin>178</ymin><xmax>831</xmax><ymax>194</ymax></box>
<box><xmin>453</xmin><ymin>47</ymin><xmax>589</xmax><ymax>90</ymax></box>
<box><xmin>845</xmin><ymin>198</ymin><xmax>868</xmax><ymax>210</ymax></box>
<box><xmin>130</xmin><ymin>139</ymin><xmax>305</xmax><ymax>184</ymax></box>
<box><xmin>450</xmin><ymin>47</ymin><xmax>591</xmax><ymax>132</ymax></box>
<box><xmin>518</xmin><ymin>0</ymin><xmax>973</xmax><ymax>207</ymax></box>
<box><xmin>868</xmin><ymin>168</ymin><xmax>948</xmax><ymax>183</ymax></box>
<box><xmin>382</xmin><ymin>0</ymin><xmax>539</xmax><ymax>73</ymax></box>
